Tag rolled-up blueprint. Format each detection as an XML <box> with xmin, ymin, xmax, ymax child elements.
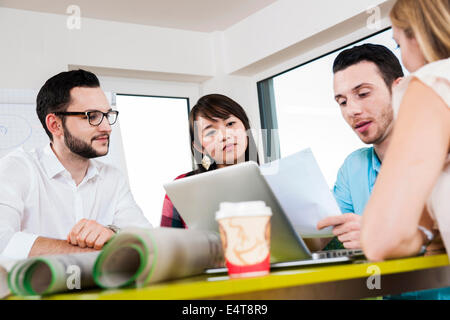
<box><xmin>93</xmin><ymin>227</ymin><xmax>224</xmax><ymax>288</ymax></box>
<box><xmin>0</xmin><ymin>267</ymin><xmax>8</xmax><ymax>299</ymax></box>
<box><xmin>7</xmin><ymin>251</ymin><xmax>99</xmax><ymax>296</ymax></box>
<box><xmin>1</xmin><ymin>258</ymin><xmax>17</xmax><ymax>298</ymax></box>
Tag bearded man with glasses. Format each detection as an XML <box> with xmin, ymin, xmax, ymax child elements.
<box><xmin>0</xmin><ymin>69</ymin><xmax>152</xmax><ymax>260</ymax></box>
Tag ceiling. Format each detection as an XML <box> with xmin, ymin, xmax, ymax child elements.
<box><xmin>0</xmin><ymin>0</ymin><xmax>278</xmax><ymax>32</ymax></box>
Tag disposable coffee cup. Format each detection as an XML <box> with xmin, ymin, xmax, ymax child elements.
<box><xmin>215</xmin><ymin>201</ymin><xmax>272</xmax><ymax>279</ymax></box>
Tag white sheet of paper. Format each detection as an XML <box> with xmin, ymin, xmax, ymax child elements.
<box><xmin>260</xmin><ymin>148</ymin><xmax>341</xmax><ymax>238</ymax></box>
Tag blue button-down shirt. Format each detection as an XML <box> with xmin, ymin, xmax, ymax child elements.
<box><xmin>333</xmin><ymin>147</ymin><xmax>450</xmax><ymax>300</ymax></box>
<box><xmin>334</xmin><ymin>147</ymin><xmax>380</xmax><ymax>216</ymax></box>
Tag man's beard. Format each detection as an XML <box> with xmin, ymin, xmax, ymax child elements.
<box><xmin>63</xmin><ymin>123</ymin><xmax>109</xmax><ymax>159</ymax></box>
<box><xmin>365</xmin><ymin>111</ymin><xmax>394</xmax><ymax>146</ymax></box>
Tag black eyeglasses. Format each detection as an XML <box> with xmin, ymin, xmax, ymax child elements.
<box><xmin>54</xmin><ymin>110</ymin><xmax>119</xmax><ymax>126</ymax></box>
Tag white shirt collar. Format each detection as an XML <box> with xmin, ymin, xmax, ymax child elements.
<box><xmin>85</xmin><ymin>160</ymin><xmax>100</xmax><ymax>182</ymax></box>
<box><xmin>41</xmin><ymin>143</ymin><xmax>66</xmax><ymax>179</ymax></box>
<box><xmin>41</xmin><ymin>143</ymin><xmax>100</xmax><ymax>182</ymax></box>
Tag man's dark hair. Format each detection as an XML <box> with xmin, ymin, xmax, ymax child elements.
<box><xmin>36</xmin><ymin>69</ymin><xmax>100</xmax><ymax>140</ymax></box>
<box><xmin>333</xmin><ymin>43</ymin><xmax>404</xmax><ymax>90</ymax></box>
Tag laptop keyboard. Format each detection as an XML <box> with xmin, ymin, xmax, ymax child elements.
<box><xmin>312</xmin><ymin>249</ymin><xmax>364</xmax><ymax>260</ymax></box>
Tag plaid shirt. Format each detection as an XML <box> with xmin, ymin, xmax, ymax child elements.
<box><xmin>160</xmin><ymin>171</ymin><xmax>196</xmax><ymax>228</ymax></box>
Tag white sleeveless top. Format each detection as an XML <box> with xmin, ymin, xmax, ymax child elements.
<box><xmin>392</xmin><ymin>58</ymin><xmax>450</xmax><ymax>254</ymax></box>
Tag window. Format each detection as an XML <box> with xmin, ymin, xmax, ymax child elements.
<box><xmin>258</xmin><ymin>28</ymin><xmax>405</xmax><ymax>188</ymax></box>
<box><xmin>116</xmin><ymin>94</ymin><xmax>192</xmax><ymax>227</ymax></box>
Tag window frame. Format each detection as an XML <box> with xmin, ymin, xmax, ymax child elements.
<box><xmin>114</xmin><ymin>92</ymin><xmax>194</xmax><ymax>170</ymax></box>
<box><xmin>257</xmin><ymin>26</ymin><xmax>392</xmax><ymax>161</ymax></box>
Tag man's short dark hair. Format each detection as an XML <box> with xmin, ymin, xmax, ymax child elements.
<box><xmin>36</xmin><ymin>69</ymin><xmax>100</xmax><ymax>140</ymax></box>
<box><xmin>333</xmin><ymin>43</ymin><xmax>404</xmax><ymax>90</ymax></box>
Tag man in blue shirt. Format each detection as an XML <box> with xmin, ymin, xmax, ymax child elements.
<box><xmin>317</xmin><ymin>44</ymin><xmax>450</xmax><ymax>300</ymax></box>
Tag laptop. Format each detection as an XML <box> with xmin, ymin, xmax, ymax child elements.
<box><xmin>163</xmin><ymin>157</ymin><xmax>364</xmax><ymax>271</ymax></box>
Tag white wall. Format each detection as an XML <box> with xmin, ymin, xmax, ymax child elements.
<box><xmin>99</xmin><ymin>76</ymin><xmax>201</xmax><ymax>106</ymax></box>
<box><xmin>200</xmin><ymin>31</ymin><xmax>261</xmax><ymax>133</ymax></box>
<box><xmin>0</xmin><ymin>7</ymin><xmax>214</xmax><ymax>90</ymax></box>
<box><xmin>222</xmin><ymin>0</ymin><xmax>389</xmax><ymax>74</ymax></box>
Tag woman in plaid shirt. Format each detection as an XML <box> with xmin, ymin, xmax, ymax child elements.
<box><xmin>160</xmin><ymin>94</ymin><xmax>260</xmax><ymax>228</ymax></box>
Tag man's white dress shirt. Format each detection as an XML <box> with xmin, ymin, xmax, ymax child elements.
<box><xmin>0</xmin><ymin>144</ymin><xmax>152</xmax><ymax>259</ymax></box>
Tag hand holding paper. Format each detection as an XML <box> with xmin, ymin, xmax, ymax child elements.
<box><xmin>317</xmin><ymin>213</ymin><xmax>362</xmax><ymax>249</ymax></box>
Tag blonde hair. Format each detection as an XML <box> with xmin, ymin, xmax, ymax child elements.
<box><xmin>390</xmin><ymin>0</ymin><xmax>450</xmax><ymax>62</ymax></box>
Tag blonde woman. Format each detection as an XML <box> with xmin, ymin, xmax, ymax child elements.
<box><xmin>361</xmin><ymin>0</ymin><xmax>450</xmax><ymax>265</ymax></box>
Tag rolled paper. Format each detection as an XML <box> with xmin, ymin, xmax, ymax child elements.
<box><xmin>0</xmin><ymin>258</ymin><xmax>17</xmax><ymax>298</ymax></box>
<box><xmin>93</xmin><ymin>227</ymin><xmax>224</xmax><ymax>288</ymax></box>
<box><xmin>7</xmin><ymin>251</ymin><xmax>99</xmax><ymax>296</ymax></box>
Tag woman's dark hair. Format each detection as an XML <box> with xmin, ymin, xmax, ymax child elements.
<box><xmin>189</xmin><ymin>94</ymin><xmax>260</xmax><ymax>174</ymax></box>
<box><xmin>333</xmin><ymin>43</ymin><xmax>404</xmax><ymax>92</ymax></box>
<box><xmin>36</xmin><ymin>69</ymin><xmax>100</xmax><ymax>140</ymax></box>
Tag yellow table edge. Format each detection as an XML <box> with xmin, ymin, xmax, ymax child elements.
<box><xmin>12</xmin><ymin>254</ymin><xmax>449</xmax><ymax>300</ymax></box>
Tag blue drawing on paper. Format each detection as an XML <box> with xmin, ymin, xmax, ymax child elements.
<box><xmin>0</xmin><ymin>114</ymin><xmax>33</xmax><ymax>150</ymax></box>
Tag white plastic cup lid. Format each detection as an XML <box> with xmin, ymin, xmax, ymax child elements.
<box><xmin>215</xmin><ymin>201</ymin><xmax>272</xmax><ymax>220</ymax></box>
